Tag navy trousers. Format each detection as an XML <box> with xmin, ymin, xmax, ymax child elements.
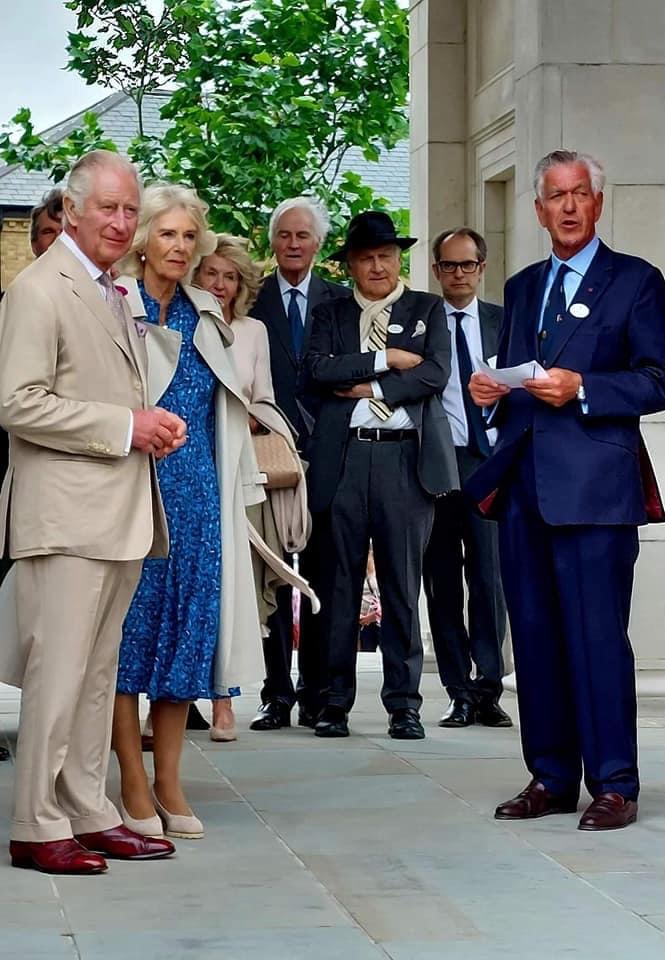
<box><xmin>499</xmin><ymin>445</ymin><xmax>640</xmax><ymax>800</ymax></box>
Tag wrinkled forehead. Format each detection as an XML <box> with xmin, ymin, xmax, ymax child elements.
<box><xmin>541</xmin><ymin>161</ymin><xmax>593</xmax><ymax>195</ymax></box>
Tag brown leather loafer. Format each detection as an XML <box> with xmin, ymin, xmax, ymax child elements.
<box><xmin>495</xmin><ymin>779</ymin><xmax>578</xmax><ymax>820</ymax></box>
<box><xmin>10</xmin><ymin>839</ymin><xmax>107</xmax><ymax>874</ymax></box>
<box><xmin>76</xmin><ymin>825</ymin><xmax>175</xmax><ymax>860</ymax></box>
<box><xmin>578</xmin><ymin>793</ymin><xmax>637</xmax><ymax>831</ymax></box>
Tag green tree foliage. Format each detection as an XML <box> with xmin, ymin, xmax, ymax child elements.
<box><xmin>0</xmin><ymin>0</ymin><xmax>409</xmax><ymax>259</ymax></box>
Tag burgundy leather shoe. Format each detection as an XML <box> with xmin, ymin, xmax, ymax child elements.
<box><xmin>495</xmin><ymin>780</ymin><xmax>578</xmax><ymax>820</ymax></box>
<box><xmin>578</xmin><ymin>793</ymin><xmax>638</xmax><ymax>831</ymax></box>
<box><xmin>76</xmin><ymin>825</ymin><xmax>175</xmax><ymax>860</ymax></box>
<box><xmin>10</xmin><ymin>839</ymin><xmax>107</xmax><ymax>874</ymax></box>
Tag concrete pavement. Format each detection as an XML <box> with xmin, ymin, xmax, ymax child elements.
<box><xmin>1</xmin><ymin>657</ymin><xmax>665</xmax><ymax>959</ymax></box>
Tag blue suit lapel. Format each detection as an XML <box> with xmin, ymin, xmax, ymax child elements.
<box><xmin>546</xmin><ymin>241</ymin><xmax>613</xmax><ymax>366</ymax></box>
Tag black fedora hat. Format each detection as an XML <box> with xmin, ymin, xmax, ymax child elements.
<box><xmin>330</xmin><ymin>211</ymin><xmax>417</xmax><ymax>262</ymax></box>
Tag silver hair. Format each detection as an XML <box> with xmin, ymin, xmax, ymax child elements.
<box><xmin>118</xmin><ymin>181</ymin><xmax>216</xmax><ymax>279</ymax></box>
<box><xmin>268</xmin><ymin>196</ymin><xmax>330</xmax><ymax>247</ymax></box>
<box><xmin>533</xmin><ymin>150</ymin><xmax>606</xmax><ymax>199</ymax></box>
<box><xmin>64</xmin><ymin>150</ymin><xmax>141</xmax><ymax>220</ymax></box>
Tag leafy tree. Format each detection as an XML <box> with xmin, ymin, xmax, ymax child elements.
<box><xmin>0</xmin><ymin>0</ymin><xmax>409</xmax><ymax>260</ymax></box>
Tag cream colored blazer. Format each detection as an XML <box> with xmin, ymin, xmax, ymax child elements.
<box><xmin>0</xmin><ymin>240</ymin><xmax>168</xmax><ymax>561</ymax></box>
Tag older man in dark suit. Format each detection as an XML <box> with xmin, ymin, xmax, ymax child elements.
<box><xmin>423</xmin><ymin>227</ymin><xmax>509</xmax><ymax>730</ymax></box>
<box><xmin>249</xmin><ymin>197</ymin><xmax>350</xmax><ymax>731</ymax></box>
<box><xmin>305</xmin><ymin>212</ymin><xmax>459</xmax><ymax>739</ymax></box>
<box><xmin>468</xmin><ymin>150</ymin><xmax>665</xmax><ymax>831</ymax></box>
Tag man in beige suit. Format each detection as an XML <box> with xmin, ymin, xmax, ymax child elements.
<box><xmin>0</xmin><ymin>150</ymin><xmax>186</xmax><ymax>874</ymax></box>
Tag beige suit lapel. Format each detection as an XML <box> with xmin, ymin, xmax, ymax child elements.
<box><xmin>52</xmin><ymin>244</ymin><xmax>140</xmax><ymax>375</ymax></box>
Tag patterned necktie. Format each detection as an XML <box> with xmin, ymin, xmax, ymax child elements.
<box><xmin>288</xmin><ymin>288</ymin><xmax>305</xmax><ymax>360</ymax></box>
<box><xmin>99</xmin><ymin>272</ymin><xmax>130</xmax><ymax>346</ymax></box>
<box><xmin>539</xmin><ymin>263</ymin><xmax>570</xmax><ymax>363</ymax></box>
<box><xmin>367</xmin><ymin>306</ymin><xmax>393</xmax><ymax>422</ymax></box>
<box><xmin>453</xmin><ymin>312</ymin><xmax>490</xmax><ymax>457</ymax></box>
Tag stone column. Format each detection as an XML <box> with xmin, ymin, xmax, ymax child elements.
<box><xmin>507</xmin><ymin>0</ymin><xmax>665</xmax><ymax>693</ymax></box>
<box><xmin>409</xmin><ymin>0</ymin><xmax>467</xmax><ymax>293</ymax></box>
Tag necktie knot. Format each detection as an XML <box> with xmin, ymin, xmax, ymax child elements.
<box><xmin>452</xmin><ymin>311</ymin><xmax>466</xmax><ymax>326</ymax></box>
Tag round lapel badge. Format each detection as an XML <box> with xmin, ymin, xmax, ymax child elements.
<box><xmin>387</xmin><ymin>323</ymin><xmax>403</xmax><ymax>334</ymax></box>
<box><xmin>569</xmin><ymin>302</ymin><xmax>590</xmax><ymax>319</ymax></box>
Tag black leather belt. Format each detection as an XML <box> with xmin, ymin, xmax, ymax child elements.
<box><xmin>351</xmin><ymin>428</ymin><xmax>418</xmax><ymax>442</ymax></box>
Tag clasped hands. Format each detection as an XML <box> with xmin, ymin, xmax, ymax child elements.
<box><xmin>334</xmin><ymin>348</ymin><xmax>423</xmax><ymax>399</ymax></box>
<box><xmin>469</xmin><ymin>367</ymin><xmax>583</xmax><ymax>409</ymax></box>
<box><xmin>132</xmin><ymin>407</ymin><xmax>188</xmax><ymax>458</ymax></box>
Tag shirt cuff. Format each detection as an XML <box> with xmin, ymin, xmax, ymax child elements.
<box><xmin>374</xmin><ymin>350</ymin><xmax>389</xmax><ymax>373</ymax></box>
<box><xmin>370</xmin><ymin>381</ymin><xmax>384</xmax><ymax>400</ymax></box>
<box><xmin>123</xmin><ymin>411</ymin><xmax>133</xmax><ymax>456</ymax></box>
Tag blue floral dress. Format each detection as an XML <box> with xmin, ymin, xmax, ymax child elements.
<box><xmin>117</xmin><ymin>283</ymin><xmax>228</xmax><ymax>701</ymax></box>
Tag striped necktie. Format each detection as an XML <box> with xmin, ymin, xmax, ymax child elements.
<box><xmin>99</xmin><ymin>272</ymin><xmax>130</xmax><ymax>346</ymax></box>
<box><xmin>367</xmin><ymin>307</ymin><xmax>393</xmax><ymax>422</ymax></box>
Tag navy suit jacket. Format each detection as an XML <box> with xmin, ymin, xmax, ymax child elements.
<box><xmin>466</xmin><ymin>241</ymin><xmax>665</xmax><ymax>525</ymax></box>
<box><xmin>305</xmin><ymin>288</ymin><xmax>459</xmax><ymax>513</ymax></box>
<box><xmin>250</xmin><ymin>270</ymin><xmax>350</xmax><ymax>442</ymax></box>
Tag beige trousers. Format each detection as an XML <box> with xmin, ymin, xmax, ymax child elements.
<box><xmin>11</xmin><ymin>555</ymin><xmax>142</xmax><ymax>842</ymax></box>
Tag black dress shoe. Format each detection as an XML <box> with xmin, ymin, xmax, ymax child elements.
<box><xmin>297</xmin><ymin>708</ymin><xmax>318</xmax><ymax>729</ymax></box>
<box><xmin>476</xmin><ymin>700</ymin><xmax>513</xmax><ymax>728</ymax></box>
<box><xmin>388</xmin><ymin>708</ymin><xmax>425</xmax><ymax>740</ymax></box>
<box><xmin>438</xmin><ymin>700</ymin><xmax>475</xmax><ymax>728</ymax></box>
<box><xmin>186</xmin><ymin>703</ymin><xmax>210</xmax><ymax>730</ymax></box>
<box><xmin>0</xmin><ymin>746</ymin><xmax>10</xmax><ymax>762</ymax></box>
<box><xmin>314</xmin><ymin>706</ymin><xmax>349</xmax><ymax>738</ymax></box>
<box><xmin>249</xmin><ymin>700</ymin><xmax>291</xmax><ymax>731</ymax></box>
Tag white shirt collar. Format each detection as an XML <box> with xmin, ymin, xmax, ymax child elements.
<box><xmin>444</xmin><ymin>296</ymin><xmax>479</xmax><ymax>320</ymax></box>
<box><xmin>59</xmin><ymin>231</ymin><xmax>106</xmax><ymax>282</ymax></box>
<box><xmin>277</xmin><ymin>269</ymin><xmax>312</xmax><ymax>299</ymax></box>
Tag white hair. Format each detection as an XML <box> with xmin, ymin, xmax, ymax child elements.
<box><xmin>533</xmin><ymin>150</ymin><xmax>606</xmax><ymax>199</ymax></box>
<box><xmin>268</xmin><ymin>196</ymin><xmax>330</xmax><ymax>247</ymax></box>
<box><xmin>64</xmin><ymin>149</ymin><xmax>141</xmax><ymax>220</ymax></box>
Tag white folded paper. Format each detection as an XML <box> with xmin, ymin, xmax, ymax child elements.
<box><xmin>476</xmin><ymin>359</ymin><xmax>549</xmax><ymax>389</ymax></box>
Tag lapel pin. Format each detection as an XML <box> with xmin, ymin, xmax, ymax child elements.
<box><xmin>570</xmin><ymin>303</ymin><xmax>590</xmax><ymax>319</ymax></box>
<box><xmin>412</xmin><ymin>319</ymin><xmax>427</xmax><ymax>337</ymax></box>
<box><xmin>387</xmin><ymin>323</ymin><xmax>403</xmax><ymax>334</ymax></box>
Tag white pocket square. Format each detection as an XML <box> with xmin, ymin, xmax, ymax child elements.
<box><xmin>412</xmin><ymin>320</ymin><xmax>426</xmax><ymax>337</ymax></box>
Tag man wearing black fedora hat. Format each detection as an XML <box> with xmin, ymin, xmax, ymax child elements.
<box><xmin>304</xmin><ymin>211</ymin><xmax>459</xmax><ymax>739</ymax></box>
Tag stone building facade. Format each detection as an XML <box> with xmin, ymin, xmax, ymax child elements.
<box><xmin>410</xmin><ymin>0</ymin><xmax>665</xmax><ymax>690</ymax></box>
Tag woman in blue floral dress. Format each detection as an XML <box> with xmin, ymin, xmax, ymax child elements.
<box><xmin>112</xmin><ymin>184</ymin><xmax>263</xmax><ymax>841</ymax></box>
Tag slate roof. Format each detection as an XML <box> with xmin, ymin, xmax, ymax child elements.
<box><xmin>0</xmin><ymin>91</ymin><xmax>409</xmax><ymax>211</ymax></box>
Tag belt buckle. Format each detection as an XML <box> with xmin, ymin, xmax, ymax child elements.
<box><xmin>357</xmin><ymin>427</ymin><xmax>378</xmax><ymax>441</ymax></box>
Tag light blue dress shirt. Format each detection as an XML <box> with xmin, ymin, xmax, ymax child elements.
<box><xmin>538</xmin><ymin>235</ymin><xmax>600</xmax><ymax>328</ymax></box>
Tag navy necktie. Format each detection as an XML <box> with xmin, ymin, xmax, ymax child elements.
<box><xmin>288</xmin><ymin>288</ymin><xmax>304</xmax><ymax>360</ymax></box>
<box><xmin>453</xmin><ymin>312</ymin><xmax>490</xmax><ymax>458</ymax></box>
<box><xmin>539</xmin><ymin>263</ymin><xmax>570</xmax><ymax>363</ymax></box>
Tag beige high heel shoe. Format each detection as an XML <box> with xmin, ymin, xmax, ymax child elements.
<box><xmin>152</xmin><ymin>790</ymin><xmax>204</xmax><ymax>839</ymax></box>
<box><xmin>210</xmin><ymin>699</ymin><xmax>237</xmax><ymax>742</ymax></box>
<box><xmin>119</xmin><ymin>798</ymin><xmax>164</xmax><ymax>839</ymax></box>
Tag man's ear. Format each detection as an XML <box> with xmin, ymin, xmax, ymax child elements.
<box><xmin>62</xmin><ymin>195</ymin><xmax>78</xmax><ymax>227</ymax></box>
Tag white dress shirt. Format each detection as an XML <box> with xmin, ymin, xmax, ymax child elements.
<box><xmin>58</xmin><ymin>232</ymin><xmax>133</xmax><ymax>452</ymax></box>
<box><xmin>442</xmin><ymin>297</ymin><xmax>496</xmax><ymax>448</ymax></box>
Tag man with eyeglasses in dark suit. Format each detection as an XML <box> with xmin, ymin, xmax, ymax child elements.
<box><xmin>423</xmin><ymin>227</ymin><xmax>510</xmax><ymax>731</ymax></box>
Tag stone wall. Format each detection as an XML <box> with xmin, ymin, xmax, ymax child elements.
<box><xmin>0</xmin><ymin>217</ymin><xmax>32</xmax><ymax>291</ymax></box>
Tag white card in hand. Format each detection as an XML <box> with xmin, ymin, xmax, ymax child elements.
<box><xmin>476</xmin><ymin>359</ymin><xmax>549</xmax><ymax>389</ymax></box>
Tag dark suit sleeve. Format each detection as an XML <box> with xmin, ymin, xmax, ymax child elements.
<box><xmin>379</xmin><ymin>302</ymin><xmax>451</xmax><ymax>406</ymax></box>
<box><xmin>306</xmin><ymin>303</ymin><xmax>378</xmax><ymax>388</ymax></box>
<box><xmin>583</xmin><ymin>266</ymin><xmax>665</xmax><ymax>418</ymax></box>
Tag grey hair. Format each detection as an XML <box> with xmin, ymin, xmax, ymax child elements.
<box><xmin>64</xmin><ymin>149</ymin><xmax>141</xmax><ymax>220</ymax></box>
<box><xmin>118</xmin><ymin>181</ymin><xmax>216</xmax><ymax>279</ymax></box>
<box><xmin>268</xmin><ymin>196</ymin><xmax>330</xmax><ymax>247</ymax></box>
<box><xmin>533</xmin><ymin>150</ymin><xmax>606</xmax><ymax>199</ymax></box>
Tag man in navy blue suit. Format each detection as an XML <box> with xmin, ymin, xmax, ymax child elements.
<box><xmin>467</xmin><ymin>149</ymin><xmax>665</xmax><ymax>831</ymax></box>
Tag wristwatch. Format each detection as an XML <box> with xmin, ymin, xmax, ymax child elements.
<box><xmin>576</xmin><ymin>380</ymin><xmax>586</xmax><ymax>402</ymax></box>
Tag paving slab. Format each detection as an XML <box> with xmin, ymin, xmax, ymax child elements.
<box><xmin>1</xmin><ymin>661</ymin><xmax>665</xmax><ymax>959</ymax></box>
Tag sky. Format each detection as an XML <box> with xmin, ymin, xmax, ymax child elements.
<box><xmin>0</xmin><ymin>3</ymin><xmax>111</xmax><ymax>133</ymax></box>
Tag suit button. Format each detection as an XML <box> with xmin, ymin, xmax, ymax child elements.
<box><xmin>134</xmin><ymin>381</ymin><xmax>142</xmax><ymax>391</ymax></box>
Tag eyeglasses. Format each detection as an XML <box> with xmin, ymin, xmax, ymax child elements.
<box><xmin>434</xmin><ymin>260</ymin><xmax>483</xmax><ymax>274</ymax></box>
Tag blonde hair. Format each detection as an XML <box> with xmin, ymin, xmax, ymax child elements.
<box><xmin>119</xmin><ymin>182</ymin><xmax>216</xmax><ymax>279</ymax></box>
<box><xmin>193</xmin><ymin>233</ymin><xmax>262</xmax><ymax>319</ymax></box>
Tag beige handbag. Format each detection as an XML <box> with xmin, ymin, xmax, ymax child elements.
<box><xmin>253</xmin><ymin>430</ymin><xmax>300</xmax><ymax>490</ymax></box>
